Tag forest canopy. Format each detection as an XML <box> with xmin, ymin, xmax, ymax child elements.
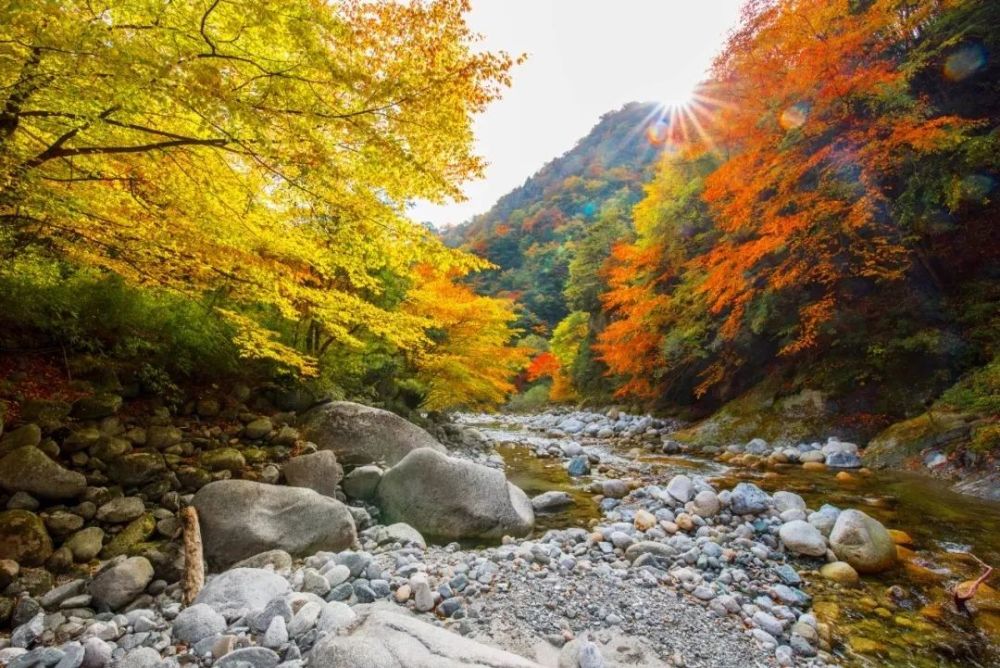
<box><xmin>0</xmin><ymin>0</ymin><xmax>528</xmax><ymax>410</ymax></box>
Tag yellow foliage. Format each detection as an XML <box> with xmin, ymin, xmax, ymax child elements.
<box><xmin>0</xmin><ymin>0</ymin><xmax>515</xmax><ymax>374</ymax></box>
<box><xmin>405</xmin><ymin>267</ymin><xmax>529</xmax><ymax>411</ymax></box>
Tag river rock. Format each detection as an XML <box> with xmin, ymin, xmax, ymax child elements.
<box><xmin>730</xmin><ymin>482</ymin><xmax>770</xmax><ymax>515</ymax></box>
<box><xmin>0</xmin><ymin>510</ymin><xmax>53</xmax><ymax>566</ymax></box>
<box><xmin>690</xmin><ymin>490</ymin><xmax>721</xmax><ymax>517</ymax></box>
<box><xmin>374</xmin><ymin>523</ymin><xmax>426</xmax><ymax>549</ymax></box>
<box><xmin>376</xmin><ymin>448</ymin><xmax>534</xmax><ymax>541</ymax></box>
<box><xmin>829</xmin><ymin>509</ymin><xmax>897</xmax><ymax>574</ymax></box>
<box><xmin>194</xmin><ymin>480</ymin><xmax>357</xmax><ymax>568</ymax></box>
<box><xmin>173</xmin><ymin>603</ymin><xmax>227</xmax><ymax>644</ymax></box>
<box><xmin>531</xmin><ymin>491</ymin><xmax>573</xmax><ymax>512</ymax></box>
<box><xmin>342</xmin><ymin>466</ymin><xmax>383</xmax><ymax>500</ymax></box>
<box><xmin>199</xmin><ymin>448</ymin><xmax>245</xmax><ymax>473</ymax></box>
<box><xmin>88</xmin><ymin>556</ymin><xmax>154</xmax><ymax>610</ymax></box>
<box><xmin>0</xmin><ymin>447</ymin><xmax>86</xmax><ymax>500</ymax></box>
<box><xmin>118</xmin><ymin>648</ymin><xmax>160</xmax><ymax>668</ymax></box>
<box><xmin>145</xmin><ymin>426</ymin><xmax>182</xmax><ymax>451</ymax></box>
<box><xmin>308</xmin><ymin>608</ymin><xmax>542</xmax><ymax>668</ymax></box>
<box><xmin>65</xmin><ymin>527</ymin><xmax>105</xmax><ymax>562</ymax></box>
<box><xmin>95</xmin><ymin>497</ymin><xmax>145</xmax><ymax>523</ymax></box>
<box><xmin>820</xmin><ymin>561</ymin><xmax>860</xmax><ymax>585</ymax></box>
<box><xmin>299</xmin><ymin>401</ymin><xmax>445</xmax><ymax>467</ymax></box>
<box><xmin>665</xmin><ymin>475</ymin><xmax>693</xmax><ymax>503</ymax></box>
<box><xmin>71</xmin><ymin>394</ymin><xmax>122</xmax><ymax>420</ymax></box>
<box><xmin>283</xmin><ymin>451</ymin><xmax>342</xmax><ymax>497</ymax></box>
<box><xmin>779</xmin><ymin>520</ymin><xmax>827</xmax><ymax>557</ymax></box>
<box><xmin>195</xmin><ymin>568</ymin><xmax>291</xmax><ymax>620</ymax></box>
<box><xmin>107</xmin><ymin>453</ymin><xmax>166</xmax><ymax>488</ymax></box>
<box><xmin>773</xmin><ymin>491</ymin><xmax>806</xmax><ymax>513</ymax></box>
<box><xmin>0</xmin><ymin>424</ymin><xmax>41</xmax><ymax>455</ymax></box>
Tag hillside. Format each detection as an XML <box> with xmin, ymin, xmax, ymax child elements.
<box><xmin>443</xmin><ymin>102</ymin><xmax>665</xmax><ymax>329</ymax></box>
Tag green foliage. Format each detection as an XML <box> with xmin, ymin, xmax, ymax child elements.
<box><xmin>939</xmin><ymin>356</ymin><xmax>1000</xmax><ymax>415</ymax></box>
<box><xmin>0</xmin><ymin>254</ymin><xmax>242</xmax><ymax>383</ymax></box>
<box><xmin>506</xmin><ymin>383</ymin><xmax>551</xmax><ymax>413</ymax></box>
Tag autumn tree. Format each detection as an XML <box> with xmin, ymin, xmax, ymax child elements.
<box><xmin>404</xmin><ymin>266</ymin><xmax>528</xmax><ymax>410</ymax></box>
<box><xmin>0</xmin><ymin>0</ymin><xmax>519</xmax><ymax>381</ymax></box>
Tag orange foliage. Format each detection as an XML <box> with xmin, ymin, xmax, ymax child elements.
<box><xmin>697</xmin><ymin>0</ymin><xmax>971</xmax><ymax>355</ymax></box>
<box><xmin>526</xmin><ymin>351</ymin><xmax>560</xmax><ymax>382</ymax></box>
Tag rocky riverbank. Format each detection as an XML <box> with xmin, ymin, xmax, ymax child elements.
<box><xmin>0</xmin><ymin>394</ymin><xmax>995</xmax><ymax>667</ymax></box>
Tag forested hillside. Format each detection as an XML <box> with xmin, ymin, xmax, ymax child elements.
<box><xmin>452</xmin><ymin>0</ymin><xmax>999</xmax><ymax>453</ymax></box>
<box><xmin>443</xmin><ymin>102</ymin><xmax>663</xmax><ymax>330</ymax></box>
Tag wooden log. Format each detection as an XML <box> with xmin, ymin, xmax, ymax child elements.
<box><xmin>181</xmin><ymin>505</ymin><xmax>205</xmax><ymax>605</ymax></box>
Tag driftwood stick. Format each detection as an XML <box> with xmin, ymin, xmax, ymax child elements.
<box><xmin>181</xmin><ymin>506</ymin><xmax>205</xmax><ymax>606</ymax></box>
<box><xmin>954</xmin><ymin>552</ymin><xmax>993</xmax><ymax>612</ymax></box>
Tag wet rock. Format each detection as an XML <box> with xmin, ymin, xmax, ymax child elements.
<box><xmin>0</xmin><ymin>510</ymin><xmax>53</xmax><ymax>566</ymax></box>
<box><xmin>244</xmin><ymin>418</ymin><xmax>273</xmax><ymax>440</ymax></box>
<box><xmin>376</xmin><ymin>448</ymin><xmax>534</xmax><ymax>541</ymax></box>
<box><xmin>819</xmin><ymin>561</ymin><xmax>860</xmax><ymax>586</ymax></box>
<box><xmin>829</xmin><ymin>509</ymin><xmax>897</xmax><ymax>574</ymax></box>
<box><xmin>0</xmin><ymin>447</ymin><xmax>86</xmax><ymax>500</ymax></box>
<box><xmin>566</xmin><ymin>456</ymin><xmax>590</xmax><ymax>476</ymax></box>
<box><xmin>299</xmin><ymin>401</ymin><xmax>445</xmax><ymax>468</ymax></box>
<box><xmin>194</xmin><ymin>480</ymin><xmax>356</xmax><ymax>568</ymax></box>
<box><xmin>531</xmin><ymin>491</ymin><xmax>573</xmax><ymax>512</ymax></box>
<box><xmin>89</xmin><ymin>556</ymin><xmax>154</xmax><ymax>610</ymax></box>
<box><xmin>283</xmin><ymin>451</ymin><xmax>342</xmax><ymax>497</ymax></box>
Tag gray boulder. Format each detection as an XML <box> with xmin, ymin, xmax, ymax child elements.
<box><xmin>0</xmin><ymin>447</ymin><xmax>86</xmax><ymax>500</ymax></box>
<box><xmin>195</xmin><ymin>568</ymin><xmax>291</xmax><ymax>621</ymax></box>
<box><xmin>89</xmin><ymin>557</ymin><xmax>154</xmax><ymax>610</ymax></box>
<box><xmin>193</xmin><ymin>480</ymin><xmax>356</xmax><ymax>569</ymax></box>
<box><xmin>173</xmin><ymin>603</ymin><xmax>226</xmax><ymax>644</ymax></box>
<box><xmin>299</xmin><ymin>401</ymin><xmax>445</xmax><ymax>468</ymax></box>
<box><xmin>342</xmin><ymin>466</ymin><xmax>383</xmax><ymax>500</ymax></box>
<box><xmin>729</xmin><ymin>482</ymin><xmax>771</xmax><ymax>515</ymax></box>
<box><xmin>283</xmin><ymin>451</ymin><xmax>342</xmax><ymax>497</ymax></box>
<box><xmin>531</xmin><ymin>491</ymin><xmax>574</xmax><ymax>512</ymax></box>
<box><xmin>376</xmin><ymin>448</ymin><xmax>534</xmax><ymax>541</ymax></box>
<box><xmin>829</xmin><ymin>509</ymin><xmax>897</xmax><ymax>574</ymax></box>
<box><xmin>309</xmin><ymin>609</ymin><xmax>542</xmax><ymax>668</ymax></box>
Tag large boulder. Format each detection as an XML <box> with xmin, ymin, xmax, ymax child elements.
<box><xmin>309</xmin><ymin>608</ymin><xmax>542</xmax><ymax>668</ymax></box>
<box><xmin>0</xmin><ymin>447</ymin><xmax>86</xmax><ymax>500</ymax></box>
<box><xmin>828</xmin><ymin>509</ymin><xmax>897</xmax><ymax>574</ymax></box>
<box><xmin>194</xmin><ymin>568</ymin><xmax>291</xmax><ymax>621</ymax></box>
<box><xmin>0</xmin><ymin>510</ymin><xmax>53</xmax><ymax>566</ymax></box>
<box><xmin>375</xmin><ymin>448</ymin><xmax>533</xmax><ymax>541</ymax></box>
<box><xmin>193</xmin><ymin>480</ymin><xmax>357</xmax><ymax>569</ymax></box>
<box><xmin>299</xmin><ymin>402</ymin><xmax>445</xmax><ymax>468</ymax></box>
<box><xmin>283</xmin><ymin>451</ymin><xmax>342</xmax><ymax>497</ymax></box>
<box><xmin>89</xmin><ymin>557</ymin><xmax>154</xmax><ymax>610</ymax></box>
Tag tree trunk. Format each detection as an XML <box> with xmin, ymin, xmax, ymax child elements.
<box><xmin>181</xmin><ymin>506</ymin><xmax>205</xmax><ymax>605</ymax></box>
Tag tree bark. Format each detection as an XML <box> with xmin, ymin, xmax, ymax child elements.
<box><xmin>181</xmin><ymin>506</ymin><xmax>205</xmax><ymax>605</ymax></box>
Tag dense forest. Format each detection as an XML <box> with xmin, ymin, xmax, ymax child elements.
<box><xmin>449</xmin><ymin>0</ymin><xmax>999</xmax><ymax>450</ymax></box>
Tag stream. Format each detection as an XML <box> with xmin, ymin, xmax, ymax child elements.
<box><xmin>462</xmin><ymin>413</ymin><xmax>1000</xmax><ymax>668</ymax></box>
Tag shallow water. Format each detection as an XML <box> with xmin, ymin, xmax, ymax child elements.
<box><xmin>474</xmin><ymin>416</ymin><xmax>1000</xmax><ymax>668</ymax></box>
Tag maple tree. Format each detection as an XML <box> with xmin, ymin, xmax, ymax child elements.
<box><xmin>0</xmin><ymin>0</ymin><xmax>521</xmax><ymax>392</ymax></box>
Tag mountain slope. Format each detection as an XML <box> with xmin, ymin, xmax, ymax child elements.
<box><xmin>443</xmin><ymin>102</ymin><xmax>665</xmax><ymax>329</ymax></box>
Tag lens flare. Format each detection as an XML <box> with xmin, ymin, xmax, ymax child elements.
<box><xmin>779</xmin><ymin>103</ymin><xmax>808</xmax><ymax>130</ymax></box>
<box><xmin>641</xmin><ymin>84</ymin><xmax>726</xmax><ymax>153</ymax></box>
<box><xmin>944</xmin><ymin>43</ymin><xmax>987</xmax><ymax>81</ymax></box>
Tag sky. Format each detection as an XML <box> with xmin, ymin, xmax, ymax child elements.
<box><xmin>408</xmin><ymin>0</ymin><xmax>745</xmax><ymax>228</ymax></box>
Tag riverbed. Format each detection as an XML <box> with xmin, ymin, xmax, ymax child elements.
<box><xmin>462</xmin><ymin>412</ymin><xmax>1000</xmax><ymax>668</ymax></box>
